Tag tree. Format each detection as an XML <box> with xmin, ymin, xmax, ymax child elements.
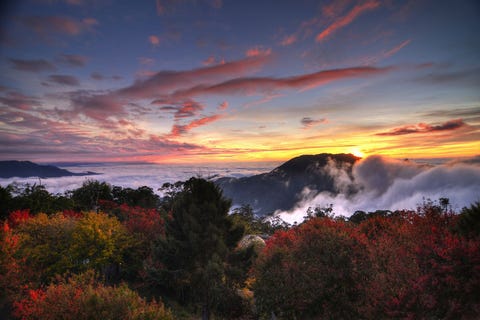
<box><xmin>254</xmin><ymin>217</ymin><xmax>371</xmax><ymax>319</ymax></box>
<box><xmin>13</xmin><ymin>271</ymin><xmax>174</xmax><ymax>320</ymax></box>
<box><xmin>148</xmin><ymin>178</ymin><xmax>244</xmax><ymax>320</ymax></box>
<box><xmin>71</xmin><ymin>180</ymin><xmax>113</xmax><ymax>212</ymax></box>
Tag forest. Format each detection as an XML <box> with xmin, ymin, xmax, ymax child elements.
<box><xmin>0</xmin><ymin>178</ymin><xmax>479</xmax><ymax>319</ymax></box>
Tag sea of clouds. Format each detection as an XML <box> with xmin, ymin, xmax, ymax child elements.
<box><xmin>278</xmin><ymin>155</ymin><xmax>480</xmax><ymax>224</ymax></box>
<box><xmin>0</xmin><ymin>161</ymin><xmax>279</xmax><ymax>196</ymax></box>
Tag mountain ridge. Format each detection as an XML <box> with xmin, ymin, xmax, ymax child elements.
<box><xmin>0</xmin><ymin>160</ymin><xmax>98</xmax><ymax>178</ymax></box>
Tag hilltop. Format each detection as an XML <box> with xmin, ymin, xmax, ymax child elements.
<box><xmin>216</xmin><ymin>153</ymin><xmax>360</xmax><ymax>216</ymax></box>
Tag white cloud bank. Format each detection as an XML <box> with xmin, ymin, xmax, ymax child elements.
<box><xmin>278</xmin><ymin>155</ymin><xmax>480</xmax><ymax>224</ymax></box>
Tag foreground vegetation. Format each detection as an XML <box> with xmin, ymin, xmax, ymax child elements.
<box><xmin>0</xmin><ymin>179</ymin><xmax>479</xmax><ymax>319</ymax></box>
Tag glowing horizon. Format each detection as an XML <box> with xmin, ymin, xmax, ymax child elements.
<box><xmin>1</xmin><ymin>1</ymin><xmax>479</xmax><ymax>164</ymax></box>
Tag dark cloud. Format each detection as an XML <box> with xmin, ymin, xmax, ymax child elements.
<box><xmin>58</xmin><ymin>54</ymin><xmax>88</xmax><ymax>67</ymax></box>
<box><xmin>376</xmin><ymin>119</ymin><xmax>466</xmax><ymax>136</ymax></box>
<box><xmin>90</xmin><ymin>72</ymin><xmax>105</xmax><ymax>80</ymax></box>
<box><xmin>9</xmin><ymin>58</ymin><xmax>56</xmax><ymax>72</ymax></box>
<box><xmin>47</xmin><ymin>74</ymin><xmax>80</xmax><ymax>86</ymax></box>
<box><xmin>152</xmin><ymin>98</ymin><xmax>204</xmax><ymax>119</ymax></box>
<box><xmin>301</xmin><ymin>117</ymin><xmax>328</xmax><ymax>129</ymax></box>
<box><xmin>18</xmin><ymin>15</ymin><xmax>98</xmax><ymax>37</ymax></box>
<box><xmin>0</xmin><ymin>91</ymin><xmax>41</xmax><ymax>110</ymax></box>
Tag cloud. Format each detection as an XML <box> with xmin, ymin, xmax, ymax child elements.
<box><xmin>245</xmin><ymin>46</ymin><xmax>272</xmax><ymax>57</ymax></box>
<box><xmin>280</xmin><ymin>34</ymin><xmax>297</xmax><ymax>46</ymax></box>
<box><xmin>69</xmin><ymin>91</ymin><xmax>124</xmax><ymax>122</ymax></box>
<box><xmin>148</xmin><ymin>35</ymin><xmax>160</xmax><ymax>46</ymax></box>
<box><xmin>170</xmin><ymin>114</ymin><xmax>223</xmax><ymax>137</ymax></box>
<box><xmin>202</xmin><ymin>55</ymin><xmax>225</xmax><ymax>66</ymax></box>
<box><xmin>9</xmin><ymin>58</ymin><xmax>56</xmax><ymax>72</ymax></box>
<box><xmin>383</xmin><ymin>39</ymin><xmax>411</xmax><ymax>58</ymax></box>
<box><xmin>19</xmin><ymin>15</ymin><xmax>98</xmax><ymax>37</ymax></box>
<box><xmin>90</xmin><ymin>72</ymin><xmax>105</xmax><ymax>80</ymax></box>
<box><xmin>218</xmin><ymin>101</ymin><xmax>228</xmax><ymax>110</ymax></box>
<box><xmin>315</xmin><ymin>0</ymin><xmax>381</xmax><ymax>42</ymax></box>
<box><xmin>58</xmin><ymin>54</ymin><xmax>88</xmax><ymax>67</ymax></box>
<box><xmin>0</xmin><ymin>91</ymin><xmax>41</xmax><ymax>110</ymax></box>
<box><xmin>278</xmin><ymin>155</ymin><xmax>480</xmax><ymax>223</ymax></box>
<box><xmin>301</xmin><ymin>117</ymin><xmax>328</xmax><ymax>129</ymax></box>
<box><xmin>118</xmin><ymin>54</ymin><xmax>271</xmax><ymax>99</ymax></box>
<box><xmin>376</xmin><ymin>119</ymin><xmax>466</xmax><ymax>136</ymax></box>
<box><xmin>152</xmin><ymin>99</ymin><xmax>205</xmax><ymax>119</ymax></box>
<box><xmin>47</xmin><ymin>74</ymin><xmax>80</xmax><ymax>86</ymax></box>
<box><xmin>174</xmin><ymin>65</ymin><xmax>392</xmax><ymax>97</ymax></box>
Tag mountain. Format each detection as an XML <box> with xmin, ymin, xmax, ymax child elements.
<box><xmin>0</xmin><ymin>160</ymin><xmax>98</xmax><ymax>178</ymax></box>
<box><xmin>216</xmin><ymin>153</ymin><xmax>360</xmax><ymax>216</ymax></box>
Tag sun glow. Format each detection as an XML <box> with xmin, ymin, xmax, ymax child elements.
<box><xmin>349</xmin><ymin>147</ymin><xmax>365</xmax><ymax>158</ymax></box>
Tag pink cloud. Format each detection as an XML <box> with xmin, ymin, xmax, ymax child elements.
<box><xmin>119</xmin><ymin>53</ymin><xmax>271</xmax><ymax>99</ymax></box>
<box><xmin>245</xmin><ymin>46</ymin><xmax>272</xmax><ymax>57</ymax></box>
<box><xmin>384</xmin><ymin>39</ymin><xmax>411</xmax><ymax>58</ymax></box>
<box><xmin>280</xmin><ymin>35</ymin><xmax>297</xmax><ymax>46</ymax></box>
<box><xmin>376</xmin><ymin>119</ymin><xmax>467</xmax><ymax>136</ymax></box>
<box><xmin>0</xmin><ymin>91</ymin><xmax>41</xmax><ymax>110</ymax></box>
<box><xmin>321</xmin><ymin>0</ymin><xmax>353</xmax><ymax>18</ymax></box>
<box><xmin>218</xmin><ymin>101</ymin><xmax>228</xmax><ymax>110</ymax></box>
<box><xmin>148</xmin><ymin>35</ymin><xmax>160</xmax><ymax>46</ymax></box>
<box><xmin>174</xmin><ymin>65</ymin><xmax>393</xmax><ymax>97</ymax></box>
<box><xmin>170</xmin><ymin>114</ymin><xmax>223</xmax><ymax>137</ymax></box>
<box><xmin>316</xmin><ymin>0</ymin><xmax>381</xmax><ymax>42</ymax></box>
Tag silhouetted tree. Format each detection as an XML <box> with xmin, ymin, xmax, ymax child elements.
<box><xmin>71</xmin><ymin>180</ymin><xmax>112</xmax><ymax>212</ymax></box>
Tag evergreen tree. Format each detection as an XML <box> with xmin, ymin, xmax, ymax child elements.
<box><xmin>148</xmin><ymin>178</ymin><xmax>244</xmax><ymax>319</ymax></box>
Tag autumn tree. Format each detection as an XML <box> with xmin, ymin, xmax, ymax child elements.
<box><xmin>254</xmin><ymin>217</ymin><xmax>371</xmax><ymax>319</ymax></box>
<box><xmin>13</xmin><ymin>271</ymin><xmax>174</xmax><ymax>320</ymax></box>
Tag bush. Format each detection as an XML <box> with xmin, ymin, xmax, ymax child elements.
<box><xmin>13</xmin><ymin>271</ymin><xmax>174</xmax><ymax>320</ymax></box>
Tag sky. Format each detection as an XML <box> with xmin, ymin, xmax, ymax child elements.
<box><xmin>0</xmin><ymin>0</ymin><xmax>479</xmax><ymax>164</ymax></box>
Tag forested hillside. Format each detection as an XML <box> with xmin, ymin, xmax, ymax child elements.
<box><xmin>1</xmin><ymin>179</ymin><xmax>479</xmax><ymax>319</ymax></box>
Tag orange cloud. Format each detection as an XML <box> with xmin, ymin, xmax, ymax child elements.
<box><xmin>316</xmin><ymin>0</ymin><xmax>380</xmax><ymax>42</ymax></box>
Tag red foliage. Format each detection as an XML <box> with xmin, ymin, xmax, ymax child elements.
<box><xmin>61</xmin><ymin>209</ymin><xmax>83</xmax><ymax>219</ymax></box>
<box><xmin>7</xmin><ymin>209</ymin><xmax>31</xmax><ymax>228</ymax></box>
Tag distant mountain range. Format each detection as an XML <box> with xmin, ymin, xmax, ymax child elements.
<box><xmin>216</xmin><ymin>153</ymin><xmax>360</xmax><ymax>216</ymax></box>
<box><xmin>0</xmin><ymin>160</ymin><xmax>98</xmax><ymax>178</ymax></box>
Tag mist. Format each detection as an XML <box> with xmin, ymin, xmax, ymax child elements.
<box><xmin>278</xmin><ymin>155</ymin><xmax>480</xmax><ymax>224</ymax></box>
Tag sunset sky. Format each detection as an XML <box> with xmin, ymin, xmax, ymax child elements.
<box><xmin>1</xmin><ymin>0</ymin><xmax>479</xmax><ymax>163</ymax></box>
